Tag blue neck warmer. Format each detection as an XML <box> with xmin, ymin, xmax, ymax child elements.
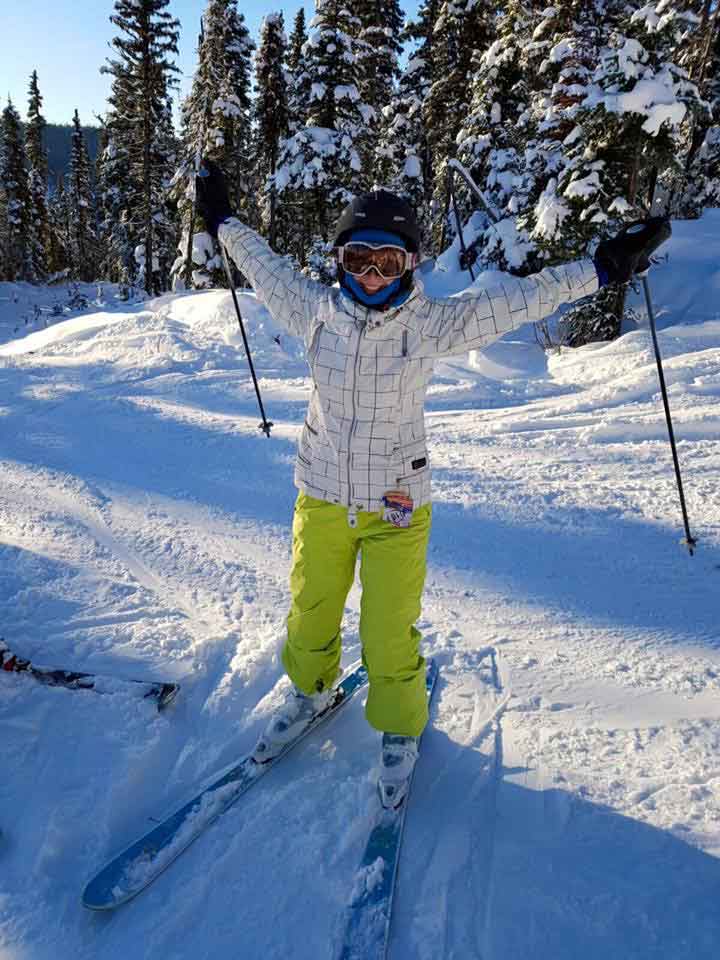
<box><xmin>340</xmin><ymin>228</ymin><xmax>413</xmax><ymax>311</ymax></box>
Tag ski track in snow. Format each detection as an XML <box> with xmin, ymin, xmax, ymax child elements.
<box><xmin>1</xmin><ymin>213</ymin><xmax>720</xmax><ymax>958</ymax></box>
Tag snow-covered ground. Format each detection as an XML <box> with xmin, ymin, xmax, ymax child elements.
<box><xmin>1</xmin><ymin>212</ymin><xmax>719</xmax><ymax>959</ymax></box>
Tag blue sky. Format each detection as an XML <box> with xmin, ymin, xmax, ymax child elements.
<box><xmin>3</xmin><ymin>1</ymin><xmax>333</xmax><ymax>126</ymax></box>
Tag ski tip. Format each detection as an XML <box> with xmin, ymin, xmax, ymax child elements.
<box><xmin>81</xmin><ymin>883</ymin><xmax>119</xmax><ymax>912</ymax></box>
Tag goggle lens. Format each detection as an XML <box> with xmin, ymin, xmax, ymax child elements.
<box><xmin>341</xmin><ymin>242</ymin><xmax>410</xmax><ymax>280</ymax></box>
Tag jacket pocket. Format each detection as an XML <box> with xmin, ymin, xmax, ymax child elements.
<box><xmin>396</xmin><ymin>454</ymin><xmax>429</xmax><ymax>484</ymax></box>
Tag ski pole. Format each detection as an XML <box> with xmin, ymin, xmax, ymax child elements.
<box><xmin>195</xmin><ymin>148</ymin><xmax>274</xmax><ymax>438</ymax></box>
<box><xmin>447</xmin><ymin>159</ymin><xmax>500</xmax><ymax>224</ymax></box>
<box><xmin>219</xmin><ymin>243</ymin><xmax>274</xmax><ymax>438</ymax></box>
<box><xmin>640</xmin><ymin>272</ymin><xmax>697</xmax><ymax>555</ymax></box>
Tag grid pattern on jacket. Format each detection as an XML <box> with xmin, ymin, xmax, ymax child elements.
<box><xmin>220</xmin><ymin>220</ymin><xmax>598</xmax><ymax>512</ymax></box>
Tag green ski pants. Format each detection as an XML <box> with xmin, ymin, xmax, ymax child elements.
<box><xmin>282</xmin><ymin>492</ymin><xmax>432</xmax><ymax>737</ymax></box>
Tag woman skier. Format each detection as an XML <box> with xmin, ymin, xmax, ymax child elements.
<box><xmin>196</xmin><ymin>161</ymin><xmax>666</xmax><ymax>792</ymax></box>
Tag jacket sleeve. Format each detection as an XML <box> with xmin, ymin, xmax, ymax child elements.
<box><xmin>413</xmin><ymin>260</ymin><xmax>599</xmax><ymax>358</ymax></box>
<box><xmin>218</xmin><ymin>218</ymin><xmax>325</xmax><ymax>339</ymax></box>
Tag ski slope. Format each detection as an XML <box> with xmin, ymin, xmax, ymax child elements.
<box><xmin>1</xmin><ymin>211</ymin><xmax>719</xmax><ymax>959</ymax></box>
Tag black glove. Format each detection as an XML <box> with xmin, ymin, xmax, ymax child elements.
<box><xmin>195</xmin><ymin>158</ymin><xmax>234</xmax><ymax>238</ymax></box>
<box><xmin>594</xmin><ymin>217</ymin><xmax>671</xmax><ymax>286</ymax></box>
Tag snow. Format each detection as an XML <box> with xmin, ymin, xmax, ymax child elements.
<box><xmin>533</xmin><ymin>178</ymin><xmax>573</xmax><ymax>239</ymax></box>
<box><xmin>1</xmin><ymin>211</ymin><xmax>720</xmax><ymax>957</ymax></box>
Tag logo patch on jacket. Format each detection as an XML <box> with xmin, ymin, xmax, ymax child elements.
<box><xmin>411</xmin><ymin>457</ymin><xmax>427</xmax><ymax>471</ymax></box>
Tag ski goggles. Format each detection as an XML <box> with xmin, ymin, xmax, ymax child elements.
<box><xmin>337</xmin><ymin>242</ymin><xmax>416</xmax><ymax>280</ymax></box>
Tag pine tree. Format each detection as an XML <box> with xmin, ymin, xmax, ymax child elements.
<box><xmin>667</xmin><ymin>0</ymin><xmax>720</xmax><ymax>216</ymax></box>
<box><xmin>274</xmin><ymin>0</ymin><xmax>372</xmax><ymax>265</ymax></box>
<box><xmin>375</xmin><ymin>46</ymin><xmax>432</xmax><ymax>251</ymax></box>
<box><xmin>541</xmin><ymin>1</ymin><xmax>703</xmax><ymax>345</ymax></box>
<box><xmin>377</xmin><ymin>0</ymin><xmax>441</xmax><ymax>252</ymax></box>
<box><xmin>423</xmin><ymin>0</ymin><xmax>496</xmax><ymax>249</ymax></box>
<box><xmin>103</xmin><ymin>0</ymin><xmax>180</xmax><ymax>294</ymax></box>
<box><xmin>520</xmin><ymin>1</ymin><xmax>605</xmax><ymax>264</ymax></box>
<box><xmin>254</xmin><ymin>13</ymin><xmax>289</xmax><ymax>248</ymax></box>
<box><xmin>286</xmin><ymin>8</ymin><xmax>311</xmax><ymax>134</ymax></box>
<box><xmin>95</xmin><ymin>112</ymin><xmax>134</xmax><ymax>284</ymax></box>
<box><xmin>456</xmin><ymin>0</ymin><xmax>538</xmax><ymax>271</ymax></box>
<box><xmin>0</xmin><ymin>98</ymin><xmax>32</xmax><ymax>281</ymax></box>
<box><xmin>355</xmin><ymin>0</ymin><xmax>404</xmax><ymax>184</ymax></box>
<box><xmin>47</xmin><ymin>173</ymin><xmax>70</xmax><ymax>277</ymax></box>
<box><xmin>174</xmin><ymin>0</ymin><xmax>254</xmax><ymax>288</ymax></box>
<box><xmin>25</xmin><ymin>71</ymin><xmax>50</xmax><ymax>282</ymax></box>
<box><xmin>67</xmin><ymin>109</ymin><xmax>98</xmax><ymax>282</ymax></box>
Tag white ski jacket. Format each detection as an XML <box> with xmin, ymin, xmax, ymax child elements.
<box><xmin>220</xmin><ymin>219</ymin><xmax>599</xmax><ymax>517</ymax></box>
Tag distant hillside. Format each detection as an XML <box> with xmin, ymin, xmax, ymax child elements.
<box><xmin>44</xmin><ymin>123</ymin><xmax>102</xmax><ymax>182</ymax></box>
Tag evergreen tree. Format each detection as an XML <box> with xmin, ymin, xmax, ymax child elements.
<box><xmin>355</xmin><ymin>0</ymin><xmax>404</xmax><ymax>184</ymax></box>
<box><xmin>274</xmin><ymin>0</ymin><xmax>372</xmax><ymax>265</ymax></box>
<box><xmin>174</xmin><ymin>0</ymin><xmax>254</xmax><ymax>288</ymax></box>
<box><xmin>667</xmin><ymin>0</ymin><xmax>720</xmax><ymax>216</ymax></box>
<box><xmin>103</xmin><ymin>0</ymin><xmax>180</xmax><ymax>294</ymax></box>
<box><xmin>26</xmin><ymin>71</ymin><xmax>51</xmax><ymax>282</ymax></box>
<box><xmin>67</xmin><ymin>109</ymin><xmax>98</xmax><ymax>282</ymax></box>
<box><xmin>456</xmin><ymin>0</ymin><xmax>538</xmax><ymax>271</ymax></box>
<box><xmin>536</xmin><ymin>1</ymin><xmax>703</xmax><ymax>344</ymax></box>
<box><xmin>47</xmin><ymin>173</ymin><xmax>70</xmax><ymax>277</ymax></box>
<box><xmin>95</xmin><ymin>113</ymin><xmax>134</xmax><ymax>284</ymax></box>
<box><xmin>254</xmin><ymin>13</ymin><xmax>289</xmax><ymax>248</ymax></box>
<box><xmin>375</xmin><ymin>46</ymin><xmax>432</xmax><ymax>251</ymax></box>
<box><xmin>379</xmin><ymin>0</ymin><xmax>441</xmax><ymax>252</ymax></box>
<box><xmin>0</xmin><ymin>98</ymin><xmax>32</xmax><ymax>281</ymax></box>
<box><xmin>286</xmin><ymin>8</ymin><xmax>311</xmax><ymax>135</ymax></box>
<box><xmin>423</xmin><ymin>0</ymin><xmax>496</xmax><ymax>249</ymax></box>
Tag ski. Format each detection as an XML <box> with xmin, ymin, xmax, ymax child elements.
<box><xmin>336</xmin><ymin>659</ymin><xmax>439</xmax><ymax>960</ymax></box>
<box><xmin>0</xmin><ymin>639</ymin><xmax>179</xmax><ymax>711</ymax></box>
<box><xmin>82</xmin><ymin>660</ymin><xmax>369</xmax><ymax>911</ymax></box>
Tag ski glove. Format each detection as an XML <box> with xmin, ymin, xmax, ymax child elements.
<box><xmin>195</xmin><ymin>159</ymin><xmax>234</xmax><ymax>238</ymax></box>
<box><xmin>594</xmin><ymin>217</ymin><xmax>671</xmax><ymax>286</ymax></box>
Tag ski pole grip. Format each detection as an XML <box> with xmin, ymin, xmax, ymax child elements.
<box><xmin>621</xmin><ymin>217</ymin><xmax>672</xmax><ymax>258</ymax></box>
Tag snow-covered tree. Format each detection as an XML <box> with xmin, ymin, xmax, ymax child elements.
<box><xmin>103</xmin><ymin>0</ymin><xmax>180</xmax><ymax>294</ymax></box>
<box><xmin>0</xmin><ymin>98</ymin><xmax>32</xmax><ymax>281</ymax></box>
<box><xmin>534</xmin><ymin>1</ymin><xmax>704</xmax><ymax>345</ymax></box>
<box><xmin>666</xmin><ymin>0</ymin><xmax>720</xmax><ymax>216</ymax></box>
<box><xmin>455</xmin><ymin>1</ymin><xmax>538</xmax><ymax>272</ymax></box>
<box><xmin>375</xmin><ymin>46</ymin><xmax>432</xmax><ymax>251</ymax></box>
<box><xmin>375</xmin><ymin>0</ymin><xmax>441</xmax><ymax>252</ymax></box>
<box><xmin>95</xmin><ymin>111</ymin><xmax>134</xmax><ymax>284</ymax></box>
<box><xmin>254</xmin><ymin>13</ymin><xmax>289</xmax><ymax>248</ymax></box>
<box><xmin>274</xmin><ymin>0</ymin><xmax>372</xmax><ymax>265</ymax></box>
<box><xmin>66</xmin><ymin>110</ymin><xmax>98</xmax><ymax>282</ymax></box>
<box><xmin>286</xmin><ymin>8</ymin><xmax>311</xmax><ymax>135</ymax></box>
<box><xmin>520</xmin><ymin>1</ymin><xmax>606</xmax><ymax>265</ymax></box>
<box><xmin>174</xmin><ymin>0</ymin><xmax>254</xmax><ymax>288</ymax></box>
<box><xmin>423</xmin><ymin>0</ymin><xmax>496</xmax><ymax>249</ymax></box>
<box><xmin>355</xmin><ymin>0</ymin><xmax>404</xmax><ymax>184</ymax></box>
<box><xmin>25</xmin><ymin>71</ymin><xmax>50</xmax><ymax>282</ymax></box>
<box><xmin>47</xmin><ymin>173</ymin><xmax>70</xmax><ymax>277</ymax></box>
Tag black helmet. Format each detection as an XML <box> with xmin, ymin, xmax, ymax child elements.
<box><xmin>333</xmin><ymin>190</ymin><xmax>421</xmax><ymax>252</ymax></box>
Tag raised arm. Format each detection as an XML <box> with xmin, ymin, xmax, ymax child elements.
<box><xmin>195</xmin><ymin>160</ymin><xmax>324</xmax><ymax>340</ymax></box>
<box><xmin>412</xmin><ymin>259</ymin><xmax>599</xmax><ymax>359</ymax></box>
<box><xmin>218</xmin><ymin>219</ymin><xmax>325</xmax><ymax>339</ymax></box>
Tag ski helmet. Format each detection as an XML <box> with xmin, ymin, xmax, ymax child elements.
<box><xmin>333</xmin><ymin>190</ymin><xmax>421</xmax><ymax>253</ymax></box>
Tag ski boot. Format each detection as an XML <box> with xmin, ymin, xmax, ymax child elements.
<box><xmin>252</xmin><ymin>683</ymin><xmax>334</xmax><ymax>763</ymax></box>
<box><xmin>378</xmin><ymin>733</ymin><xmax>418</xmax><ymax>809</ymax></box>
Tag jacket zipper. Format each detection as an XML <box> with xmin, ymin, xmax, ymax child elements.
<box><xmin>347</xmin><ymin>316</ymin><xmax>365</xmax><ymax>526</ymax></box>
